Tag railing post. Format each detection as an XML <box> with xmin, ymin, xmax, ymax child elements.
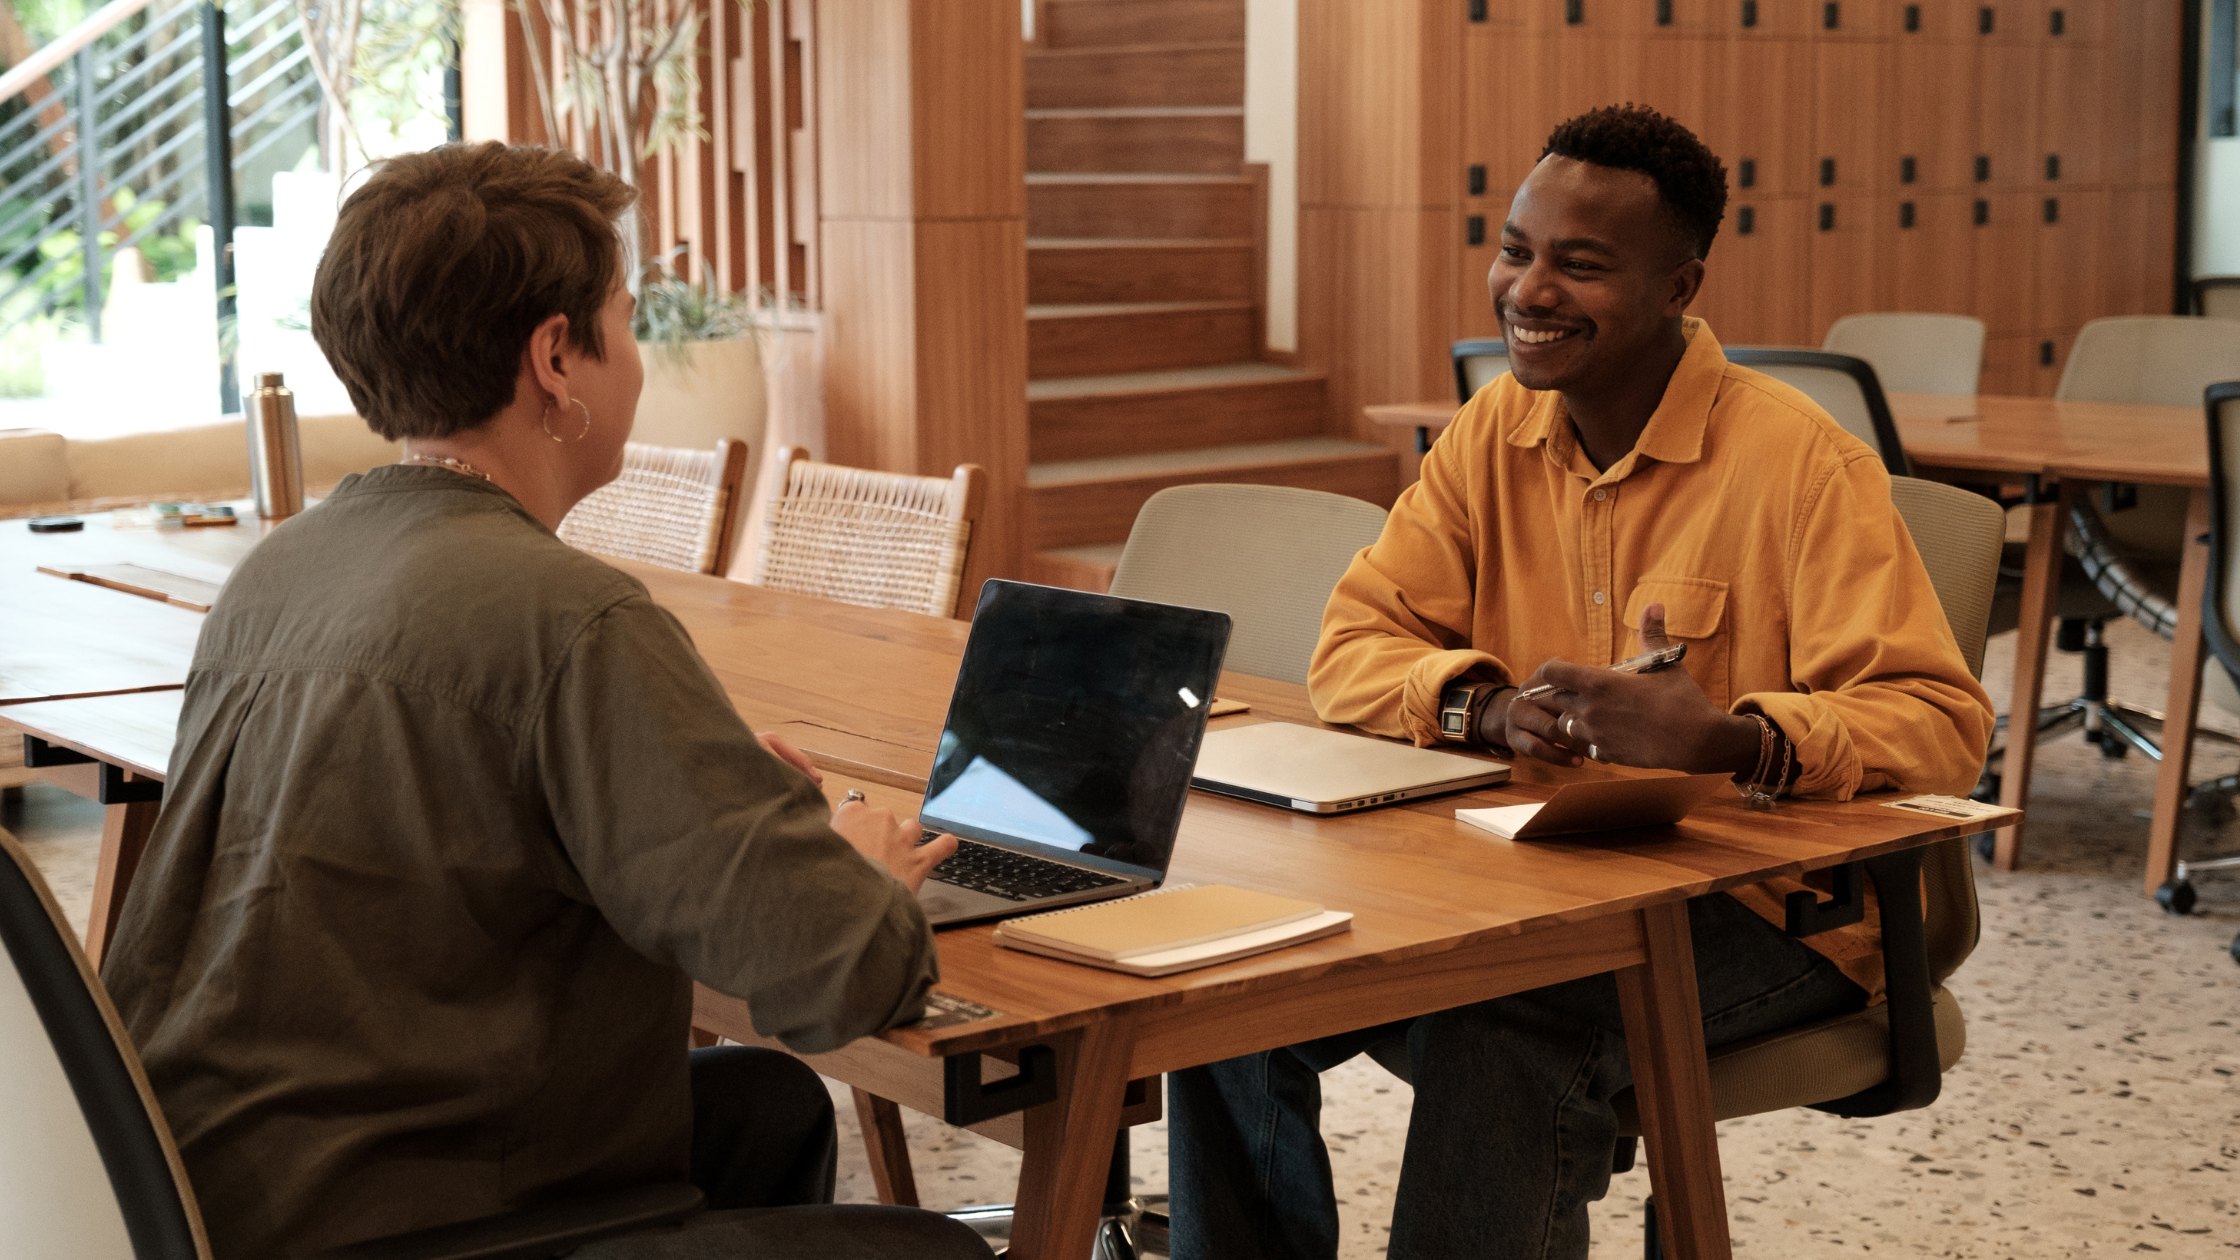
<box><xmin>76</xmin><ymin>45</ymin><xmax>101</xmax><ymax>344</ymax></box>
<box><xmin>200</xmin><ymin>0</ymin><xmax>237</xmax><ymax>412</ymax></box>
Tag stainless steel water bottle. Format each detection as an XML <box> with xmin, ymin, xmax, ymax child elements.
<box><xmin>247</xmin><ymin>371</ymin><xmax>305</xmax><ymax>520</ymax></box>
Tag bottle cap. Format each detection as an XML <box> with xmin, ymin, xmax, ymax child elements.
<box><xmin>257</xmin><ymin>372</ymin><xmax>285</xmax><ymax>389</ymax></box>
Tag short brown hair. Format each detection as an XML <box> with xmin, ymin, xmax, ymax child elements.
<box><xmin>311</xmin><ymin>142</ymin><xmax>638</xmax><ymax>441</ymax></box>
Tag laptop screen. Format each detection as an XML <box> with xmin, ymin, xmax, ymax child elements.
<box><xmin>921</xmin><ymin>580</ymin><xmax>1231</xmax><ymax>878</ymax></box>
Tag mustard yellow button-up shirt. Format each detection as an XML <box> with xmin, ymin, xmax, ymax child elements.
<box><xmin>1310</xmin><ymin>319</ymin><xmax>1993</xmax><ymax>996</ymax></box>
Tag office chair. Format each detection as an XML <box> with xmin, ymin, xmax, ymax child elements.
<box><xmin>2170</xmin><ymin>380</ymin><xmax>2240</xmax><ymax>966</ymax></box>
<box><xmin>2197</xmin><ymin>277</ymin><xmax>2240</xmax><ymax>322</ymax></box>
<box><xmin>1822</xmin><ymin>312</ymin><xmax>1987</xmax><ymax>396</ymax></box>
<box><xmin>0</xmin><ymin>828</ymin><xmax>706</xmax><ymax>1260</ymax></box>
<box><xmin>1108</xmin><ymin>483</ymin><xmax>1391</xmax><ymax>685</ymax></box>
<box><xmin>2020</xmin><ymin>318</ymin><xmax>2240</xmax><ymax>774</ymax></box>
<box><xmin>557</xmin><ymin>439</ymin><xmax>752</xmax><ymax>576</ymax></box>
<box><xmin>1452</xmin><ymin>337</ymin><xmax>1510</xmax><ymax>402</ymax></box>
<box><xmin>747</xmin><ymin>447</ymin><xmax>988</xmax><ymax>619</ymax></box>
<box><xmin>1723</xmin><ymin>348</ymin><xmax>1910</xmax><ymax>477</ymax></box>
<box><xmin>1362</xmin><ymin>475</ymin><xmax>2001</xmax><ymax>1258</ymax></box>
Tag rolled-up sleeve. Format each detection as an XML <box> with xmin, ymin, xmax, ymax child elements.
<box><xmin>1310</xmin><ymin>412</ymin><xmax>1510</xmax><ymax>744</ymax></box>
<box><xmin>528</xmin><ymin>594</ymin><xmax>938</xmax><ymax>1053</ymax></box>
<box><xmin>1743</xmin><ymin>453</ymin><xmax>1996</xmax><ymax>800</ymax></box>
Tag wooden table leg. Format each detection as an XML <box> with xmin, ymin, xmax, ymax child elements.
<box><xmin>1616</xmin><ymin>901</ymin><xmax>1730</xmax><ymax>1260</ymax></box>
<box><xmin>1004</xmin><ymin>1020</ymin><xmax>1135</xmax><ymax>1260</ymax></box>
<box><xmin>1995</xmin><ymin>484</ymin><xmax>2068</xmax><ymax>869</ymax></box>
<box><xmin>2145</xmin><ymin>487</ymin><xmax>2213</xmax><ymax>898</ymax></box>
<box><xmin>851</xmin><ymin>1088</ymin><xmax>921</xmax><ymax>1207</ymax></box>
<box><xmin>84</xmin><ymin>787</ymin><xmax>159</xmax><ymax>969</ymax></box>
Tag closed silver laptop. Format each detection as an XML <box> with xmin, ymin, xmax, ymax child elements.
<box><xmin>1192</xmin><ymin>722</ymin><xmax>1510</xmax><ymax>814</ymax></box>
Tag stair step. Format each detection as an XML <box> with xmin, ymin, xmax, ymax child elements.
<box><xmin>1030</xmin><ymin>362</ymin><xmax>1326</xmax><ymax>462</ymax></box>
<box><xmin>1042</xmin><ymin>0</ymin><xmax>1243</xmax><ymax>48</ymax></box>
<box><xmin>1028</xmin><ymin>438</ymin><xmax>1398</xmax><ymax>550</ymax></box>
<box><xmin>1043</xmin><ymin>0</ymin><xmax>1245</xmax><ymax>48</ymax></box>
<box><xmin>1029</xmin><ymin>300</ymin><xmax>1256</xmax><ymax>378</ymax></box>
<box><xmin>1028</xmin><ymin>175</ymin><xmax>1255</xmax><ymax>239</ymax></box>
<box><xmin>1029</xmin><ymin>237</ymin><xmax>1254</xmax><ymax>304</ymax></box>
<box><xmin>1028</xmin><ymin>542</ymin><xmax>1127</xmax><ymax>594</ymax></box>
<box><xmin>1027</xmin><ymin>109</ymin><xmax>1245</xmax><ymax>175</ymax></box>
<box><xmin>1025</xmin><ymin>43</ymin><xmax>1244</xmax><ymax>109</ymax></box>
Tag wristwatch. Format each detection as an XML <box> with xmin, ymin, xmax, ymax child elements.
<box><xmin>1437</xmin><ymin>680</ymin><xmax>1503</xmax><ymax>744</ymax></box>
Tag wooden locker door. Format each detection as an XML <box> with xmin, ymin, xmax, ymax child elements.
<box><xmin>1907</xmin><ymin>0</ymin><xmax>1989</xmax><ymax>39</ymax></box>
<box><xmin>1809</xmin><ymin>195</ymin><xmax>1884</xmax><ymax>342</ymax></box>
<box><xmin>1980</xmin><ymin>333</ymin><xmax>2042</xmax><ymax>395</ymax></box>
<box><xmin>1477</xmin><ymin>0</ymin><xmax>1572</xmax><ymax>34</ymax></box>
<box><xmin>2031</xmin><ymin>186</ymin><xmax>2110</xmax><ymax>339</ymax></box>
<box><xmin>1700</xmin><ymin>197</ymin><xmax>1809</xmax><ymax>346</ymax></box>
<box><xmin>1882</xmin><ymin>192</ymin><xmax>1976</xmax><ymax>313</ymax></box>
<box><xmin>1889</xmin><ymin>35</ymin><xmax>1979</xmax><ymax>191</ymax></box>
<box><xmin>1969</xmin><ymin>191</ymin><xmax>2037</xmax><ymax>336</ymax></box>
<box><xmin>1719</xmin><ymin>37</ymin><xmax>1815</xmax><ymax>195</ymax></box>
<box><xmin>1553</xmin><ymin>32</ymin><xmax>1648</xmax><ymax>122</ymax></box>
<box><xmin>2033</xmin><ymin>330</ymin><xmax>2078</xmax><ymax>396</ymax></box>
<box><xmin>1456</xmin><ymin>234</ymin><xmax>1504</xmax><ymax>341</ymax></box>
<box><xmin>2036</xmin><ymin>39</ymin><xmax>2106</xmax><ymax>187</ymax></box>
<box><xmin>1972</xmin><ymin>40</ymin><xmax>2040</xmax><ymax>190</ymax></box>
<box><xmin>1461</xmin><ymin>30</ymin><xmax>1557</xmax><ymax>203</ymax></box>
<box><xmin>2131</xmin><ymin>0</ymin><xmax>2181</xmax><ymax>187</ymax></box>
<box><xmin>1731</xmin><ymin>0</ymin><xmax>1814</xmax><ymax>37</ymax></box>
<box><xmin>2107</xmin><ymin>185</ymin><xmax>2179</xmax><ymax>317</ymax></box>
<box><xmin>1811</xmin><ymin>38</ymin><xmax>1893</xmax><ymax>197</ymax></box>
<box><xmin>2043</xmin><ymin>0</ymin><xmax>2103</xmax><ymax>42</ymax></box>
<box><xmin>1635</xmin><ymin>36</ymin><xmax>1720</xmax><ymax>140</ymax></box>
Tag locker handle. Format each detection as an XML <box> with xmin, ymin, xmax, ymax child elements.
<box><xmin>2044</xmin><ymin>197</ymin><xmax>2059</xmax><ymax>224</ymax></box>
<box><xmin>1469</xmin><ymin>0</ymin><xmax>1487</xmax><ymax>20</ymax></box>
<box><xmin>1741</xmin><ymin>0</ymin><xmax>1758</xmax><ymax>27</ymax></box>
<box><xmin>1978</xmin><ymin>5</ymin><xmax>1994</xmax><ymax>34</ymax></box>
<box><xmin>1738</xmin><ymin>205</ymin><xmax>1755</xmax><ymax>235</ymax></box>
<box><xmin>1468</xmin><ymin>164</ymin><xmax>1487</xmax><ymax>196</ymax></box>
<box><xmin>1904</xmin><ymin>3</ymin><xmax>1920</xmax><ymax>31</ymax></box>
<box><xmin>1901</xmin><ymin>156</ymin><xmax>1917</xmax><ymax>184</ymax></box>
<box><xmin>1823</xmin><ymin>1</ymin><xmax>1840</xmax><ymax>29</ymax></box>
<box><xmin>1899</xmin><ymin>201</ymin><xmax>1916</xmax><ymax>229</ymax></box>
<box><xmin>1657</xmin><ymin>0</ymin><xmax>1673</xmax><ymax>24</ymax></box>
<box><xmin>1566</xmin><ymin>0</ymin><xmax>1584</xmax><ymax>24</ymax></box>
<box><xmin>1467</xmin><ymin>215</ymin><xmax>1487</xmax><ymax>246</ymax></box>
<box><xmin>1973</xmin><ymin>199</ymin><xmax>1989</xmax><ymax>226</ymax></box>
<box><xmin>2045</xmin><ymin>153</ymin><xmax>2060</xmax><ymax>181</ymax></box>
<box><xmin>1974</xmin><ymin>154</ymin><xmax>1991</xmax><ymax>182</ymax></box>
<box><xmin>1818</xmin><ymin>203</ymin><xmax>1836</xmax><ymax>232</ymax></box>
<box><xmin>1819</xmin><ymin>157</ymin><xmax>1836</xmax><ymax>187</ymax></box>
<box><xmin>1738</xmin><ymin>158</ymin><xmax>1756</xmax><ymax>189</ymax></box>
<box><xmin>2049</xmin><ymin>7</ymin><xmax>2064</xmax><ymax>35</ymax></box>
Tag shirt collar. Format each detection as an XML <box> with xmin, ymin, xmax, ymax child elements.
<box><xmin>1506</xmin><ymin>317</ymin><xmax>1727</xmax><ymax>478</ymax></box>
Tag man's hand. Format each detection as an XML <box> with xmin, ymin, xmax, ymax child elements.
<box><xmin>831</xmin><ymin>797</ymin><xmax>956</xmax><ymax>893</ymax></box>
<box><xmin>759</xmin><ymin>733</ymin><xmax>823</xmax><ymax>785</ymax></box>
<box><xmin>1491</xmin><ymin>603</ymin><xmax>1760</xmax><ymax>776</ymax></box>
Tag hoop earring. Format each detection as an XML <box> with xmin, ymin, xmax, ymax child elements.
<box><xmin>542</xmin><ymin>397</ymin><xmax>592</xmax><ymax>443</ymax></box>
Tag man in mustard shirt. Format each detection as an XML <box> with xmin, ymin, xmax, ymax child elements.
<box><xmin>1167</xmin><ymin>106</ymin><xmax>1994</xmax><ymax>1259</ymax></box>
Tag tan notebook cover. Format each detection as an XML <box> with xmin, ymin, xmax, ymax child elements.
<box><xmin>1456</xmin><ymin>772</ymin><xmax>1733</xmax><ymax>840</ymax></box>
<box><xmin>993</xmin><ymin>884</ymin><xmax>1323</xmax><ymax>961</ymax></box>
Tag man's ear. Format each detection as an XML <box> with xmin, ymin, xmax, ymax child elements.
<box><xmin>1666</xmin><ymin>256</ymin><xmax>1706</xmax><ymax>316</ymax></box>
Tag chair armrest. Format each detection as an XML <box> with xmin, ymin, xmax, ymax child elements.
<box><xmin>306</xmin><ymin>1183</ymin><xmax>705</xmax><ymax>1260</ymax></box>
<box><xmin>1810</xmin><ymin>847</ymin><xmax>1943</xmax><ymax>1118</ymax></box>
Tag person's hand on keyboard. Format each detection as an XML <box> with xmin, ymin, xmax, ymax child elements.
<box><xmin>832</xmin><ymin>798</ymin><xmax>957</xmax><ymax>893</ymax></box>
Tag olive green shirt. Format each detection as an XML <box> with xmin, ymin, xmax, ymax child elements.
<box><xmin>103</xmin><ymin>466</ymin><xmax>938</xmax><ymax>1259</ymax></box>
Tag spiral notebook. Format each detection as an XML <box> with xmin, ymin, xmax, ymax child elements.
<box><xmin>991</xmin><ymin>884</ymin><xmax>1353</xmax><ymax>977</ymax></box>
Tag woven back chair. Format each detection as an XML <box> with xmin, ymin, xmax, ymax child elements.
<box><xmin>748</xmin><ymin>448</ymin><xmax>988</xmax><ymax>619</ymax></box>
<box><xmin>556</xmin><ymin>439</ymin><xmax>751</xmax><ymax>576</ymax></box>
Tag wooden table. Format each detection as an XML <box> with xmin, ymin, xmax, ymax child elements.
<box><xmin>1360</xmin><ymin>392</ymin><xmax>2209</xmax><ymax>893</ymax></box>
<box><xmin>0</xmin><ymin>512</ymin><xmax>1994</xmax><ymax>1260</ymax></box>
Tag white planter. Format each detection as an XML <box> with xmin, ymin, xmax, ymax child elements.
<box><xmin>631</xmin><ymin>336</ymin><xmax>768</xmax><ymax>459</ymax></box>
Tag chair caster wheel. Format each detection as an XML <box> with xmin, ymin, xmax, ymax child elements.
<box><xmin>1973</xmin><ymin>833</ymin><xmax>1997</xmax><ymax>864</ymax></box>
<box><xmin>2156</xmin><ymin>879</ymin><xmax>2196</xmax><ymax>915</ymax></box>
<box><xmin>2099</xmin><ymin>738</ymin><xmax>2129</xmax><ymax>760</ymax></box>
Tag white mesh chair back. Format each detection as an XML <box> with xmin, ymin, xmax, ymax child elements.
<box><xmin>1823</xmin><ymin>313</ymin><xmax>1987</xmax><ymax>396</ymax></box>
<box><xmin>1451</xmin><ymin>339</ymin><xmax>1510</xmax><ymax>401</ymax></box>
<box><xmin>557</xmin><ymin>440</ymin><xmax>748</xmax><ymax>576</ymax></box>
<box><xmin>2199</xmin><ymin>278</ymin><xmax>2240</xmax><ymax>321</ymax></box>
<box><xmin>0</xmin><ymin>832</ymin><xmax>211</xmax><ymax>1259</ymax></box>
<box><xmin>2056</xmin><ymin>316</ymin><xmax>2240</xmax><ymax>409</ymax></box>
<box><xmin>749</xmin><ymin>448</ymin><xmax>987</xmax><ymax>618</ymax></box>
<box><xmin>1108</xmin><ymin>484</ymin><xmax>1390</xmax><ymax>685</ymax></box>
<box><xmin>1888</xmin><ymin>477</ymin><xmax>2005</xmax><ymax>680</ymax></box>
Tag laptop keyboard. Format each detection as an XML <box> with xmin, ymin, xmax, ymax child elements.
<box><xmin>922</xmin><ymin>833</ymin><xmax>1125</xmax><ymax>902</ymax></box>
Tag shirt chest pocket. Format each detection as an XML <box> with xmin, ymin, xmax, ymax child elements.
<box><xmin>1622</xmin><ymin>577</ymin><xmax>1731</xmax><ymax>710</ymax></box>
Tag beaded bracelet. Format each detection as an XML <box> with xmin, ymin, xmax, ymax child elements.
<box><xmin>1743</xmin><ymin>713</ymin><xmax>1792</xmax><ymax>810</ymax></box>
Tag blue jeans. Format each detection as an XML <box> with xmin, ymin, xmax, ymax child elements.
<box><xmin>1167</xmin><ymin>893</ymin><xmax>1867</xmax><ymax>1260</ymax></box>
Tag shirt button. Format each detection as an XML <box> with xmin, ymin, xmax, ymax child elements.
<box><xmin>1594</xmin><ymin>488</ymin><xmax>1608</xmax><ymax>501</ymax></box>
<box><xmin>1593</xmin><ymin>591</ymin><xmax>1606</xmax><ymax>605</ymax></box>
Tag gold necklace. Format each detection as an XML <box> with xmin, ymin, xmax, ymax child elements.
<box><xmin>400</xmin><ymin>452</ymin><xmax>493</xmax><ymax>482</ymax></box>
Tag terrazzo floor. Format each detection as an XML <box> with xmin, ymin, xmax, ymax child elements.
<box><xmin>8</xmin><ymin>619</ymin><xmax>2237</xmax><ymax>1257</ymax></box>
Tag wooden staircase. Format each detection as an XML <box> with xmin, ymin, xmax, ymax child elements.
<box><xmin>1024</xmin><ymin>0</ymin><xmax>1395</xmax><ymax>593</ymax></box>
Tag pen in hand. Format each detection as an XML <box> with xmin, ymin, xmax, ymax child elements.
<box><xmin>1513</xmin><ymin>642</ymin><xmax>1687</xmax><ymax>701</ymax></box>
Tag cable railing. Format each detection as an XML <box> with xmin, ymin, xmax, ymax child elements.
<box><xmin>0</xmin><ymin>0</ymin><xmax>323</xmax><ymax>405</ymax></box>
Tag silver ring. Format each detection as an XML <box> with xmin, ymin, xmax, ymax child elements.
<box><xmin>842</xmin><ymin>789</ymin><xmax>865</xmax><ymax>805</ymax></box>
<box><xmin>1589</xmin><ymin>745</ymin><xmax>1600</xmax><ymax>761</ymax></box>
<box><xmin>1565</xmin><ymin>716</ymin><xmax>1576</xmax><ymax>738</ymax></box>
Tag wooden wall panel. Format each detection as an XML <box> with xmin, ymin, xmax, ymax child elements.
<box><xmin>1714</xmin><ymin>38</ymin><xmax>1813</xmax><ymax>196</ymax></box>
<box><xmin>1811</xmin><ymin>40</ymin><xmax>1891</xmax><ymax>197</ymax></box>
<box><xmin>1881</xmin><ymin>192</ymin><xmax>1976</xmax><ymax>314</ymax></box>
<box><xmin>1890</xmin><ymin>38</ymin><xmax>1978</xmax><ymax>192</ymax></box>
<box><xmin>1808</xmin><ymin>195</ymin><xmax>1883</xmax><ymax>343</ymax></box>
<box><xmin>1693</xmin><ymin>197</ymin><xmax>1809</xmax><ymax>348</ymax></box>
<box><xmin>1973</xmin><ymin>42</ymin><xmax>2041</xmax><ymax>191</ymax></box>
<box><xmin>1461</xmin><ymin>30</ymin><xmax>1557</xmax><ymax>192</ymax></box>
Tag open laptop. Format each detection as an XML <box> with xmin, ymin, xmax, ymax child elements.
<box><xmin>1192</xmin><ymin>722</ymin><xmax>1509</xmax><ymax>814</ymax></box>
<box><xmin>914</xmin><ymin>580</ymin><xmax>1232</xmax><ymax>927</ymax></box>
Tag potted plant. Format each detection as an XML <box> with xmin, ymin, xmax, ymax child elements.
<box><xmin>630</xmin><ymin>264</ymin><xmax>766</xmax><ymax>468</ymax></box>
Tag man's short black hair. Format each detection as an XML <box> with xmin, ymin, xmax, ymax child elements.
<box><xmin>1541</xmin><ymin>104</ymin><xmax>1728</xmax><ymax>262</ymax></box>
